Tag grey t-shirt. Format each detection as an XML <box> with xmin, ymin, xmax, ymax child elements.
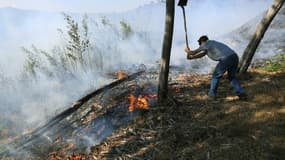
<box><xmin>198</xmin><ymin>40</ymin><xmax>236</xmax><ymax>61</ymax></box>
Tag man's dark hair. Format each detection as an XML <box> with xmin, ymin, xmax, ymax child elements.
<box><xmin>198</xmin><ymin>35</ymin><xmax>209</xmax><ymax>45</ymax></box>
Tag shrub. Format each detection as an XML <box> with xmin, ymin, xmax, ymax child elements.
<box><xmin>22</xmin><ymin>14</ymin><xmax>96</xmax><ymax>80</ymax></box>
<box><xmin>264</xmin><ymin>53</ymin><xmax>285</xmax><ymax>72</ymax></box>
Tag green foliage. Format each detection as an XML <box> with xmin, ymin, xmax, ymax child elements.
<box><xmin>63</xmin><ymin>13</ymin><xmax>90</xmax><ymax>65</ymax></box>
<box><xmin>101</xmin><ymin>16</ymin><xmax>111</xmax><ymax>26</ymax></box>
<box><xmin>264</xmin><ymin>53</ymin><xmax>285</xmax><ymax>72</ymax></box>
<box><xmin>22</xmin><ymin>14</ymin><xmax>97</xmax><ymax>79</ymax></box>
<box><xmin>21</xmin><ymin>14</ymin><xmax>137</xmax><ymax>80</ymax></box>
<box><xmin>22</xmin><ymin>46</ymin><xmax>42</xmax><ymax>77</ymax></box>
<box><xmin>120</xmin><ymin>20</ymin><xmax>133</xmax><ymax>39</ymax></box>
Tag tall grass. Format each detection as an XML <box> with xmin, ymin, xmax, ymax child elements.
<box><xmin>21</xmin><ymin>14</ymin><xmax>138</xmax><ymax>80</ymax></box>
<box><xmin>22</xmin><ymin>14</ymin><xmax>101</xmax><ymax>80</ymax></box>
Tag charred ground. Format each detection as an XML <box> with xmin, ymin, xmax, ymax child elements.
<box><xmin>0</xmin><ymin>58</ymin><xmax>285</xmax><ymax>160</ymax></box>
<box><xmin>86</xmin><ymin>67</ymin><xmax>285</xmax><ymax>160</ymax></box>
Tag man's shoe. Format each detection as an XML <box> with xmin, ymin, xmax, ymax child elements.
<box><xmin>206</xmin><ymin>95</ymin><xmax>217</xmax><ymax>101</ymax></box>
<box><xmin>238</xmin><ymin>93</ymin><xmax>248</xmax><ymax>100</ymax></box>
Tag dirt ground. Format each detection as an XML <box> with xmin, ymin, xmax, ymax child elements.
<box><xmin>87</xmin><ymin>68</ymin><xmax>285</xmax><ymax>160</ymax></box>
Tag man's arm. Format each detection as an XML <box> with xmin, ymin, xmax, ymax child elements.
<box><xmin>187</xmin><ymin>50</ymin><xmax>207</xmax><ymax>59</ymax></box>
<box><xmin>185</xmin><ymin>48</ymin><xmax>207</xmax><ymax>59</ymax></box>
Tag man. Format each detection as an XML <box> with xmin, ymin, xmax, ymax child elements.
<box><xmin>185</xmin><ymin>35</ymin><xmax>247</xmax><ymax>100</ymax></box>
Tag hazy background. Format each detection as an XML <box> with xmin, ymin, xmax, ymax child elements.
<box><xmin>0</xmin><ymin>0</ymin><xmax>154</xmax><ymax>13</ymax></box>
<box><xmin>0</xmin><ymin>0</ymin><xmax>277</xmax><ymax>138</ymax></box>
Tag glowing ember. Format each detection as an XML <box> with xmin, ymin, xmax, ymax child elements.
<box><xmin>69</xmin><ymin>154</ymin><xmax>83</xmax><ymax>160</ymax></box>
<box><xmin>128</xmin><ymin>94</ymin><xmax>157</xmax><ymax>112</ymax></box>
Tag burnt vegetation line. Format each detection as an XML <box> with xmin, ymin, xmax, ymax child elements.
<box><xmin>0</xmin><ymin>71</ymin><xmax>145</xmax><ymax>157</ymax></box>
<box><xmin>0</xmin><ymin>12</ymin><xmax>155</xmax><ymax>159</ymax></box>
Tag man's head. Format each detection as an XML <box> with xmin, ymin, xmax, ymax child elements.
<box><xmin>198</xmin><ymin>35</ymin><xmax>209</xmax><ymax>45</ymax></box>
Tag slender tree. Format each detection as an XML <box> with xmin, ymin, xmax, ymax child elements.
<box><xmin>239</xmin><ymin>0</ymin><xmax>285</xmax><ymax>73</ymax></box>
<box><xmin>158</xmin><ymin>0</ymin><xmax>175</xmax><ymax>103</ymax></box>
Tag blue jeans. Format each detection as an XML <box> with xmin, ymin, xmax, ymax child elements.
<box><xmin>208</xmin><ymin>54</ymin><xmax>244</xmax><ymax>97</ymax></box>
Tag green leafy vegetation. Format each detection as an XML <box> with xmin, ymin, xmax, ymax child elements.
<box><xmin>120</xmin><ymin>20</ymin><xmax>133</xmax><ymax>39</ymax></box>
<box><xmin>22</xmin><ymin>14</ymin><xmax>98</xmax><ymax>79</ymax></box>
<box><xmin>21</xmin><ymin>14</ymin><xmax>136</xmax><ymax>80</ymax></box>
<box><xmin>101</xmin><ymin>16</ymin><xmax>112</xmax><ymax>26</ymax></box>
<box><xmin>264</xmin><ymin>53</ymin><xmax>285</xmax><ymax>72</ymax></box>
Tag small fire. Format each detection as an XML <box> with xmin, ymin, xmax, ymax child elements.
<box><xmin>69</xmin><ymin>154</ymin><xmax>83</xmax><ymax>160</ymax></box>
<box><xmin>117</xmin><ymin>70</ymin><xmax>127</xmax><ymax>79</ymax></box>
<box><xmin>128</xmin><ymin>94</ymin><xmax>157</xmax><ymax>112</ymax></box>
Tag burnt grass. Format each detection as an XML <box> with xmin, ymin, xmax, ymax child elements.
<box><xmin>3</xmin><ymin>67</ymin><xmax>284</xmax><ymax>160</ymax></box>
<box><xmin>87</xmin><ymin>68</ymin><xmax>285</xmax><ymax>160</ymax></box>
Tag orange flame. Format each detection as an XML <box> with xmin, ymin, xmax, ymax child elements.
<box><xmin>128</xmin><ymin>94</ymin><xmax>136</xmax><ymax>112</ymax></box>
<box><xmin>70</xmin><ymin>154</ymin><xmax>83</xmax><ymax>160</ymax></box>
<box><xmin>117</xmin><ymin>70</ymin><xmax>127</xmax><ymax>79</ymax></box>
<box><xmin>128</xmin><ymin>94</ymin><xmax>157</xmax><ymax>112</ymax></box>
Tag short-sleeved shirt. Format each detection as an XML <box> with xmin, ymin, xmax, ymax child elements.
<box><xmin>198</xmin><ymin>40</ymin><xmax>236</xmax><ymax>61</ymax></box>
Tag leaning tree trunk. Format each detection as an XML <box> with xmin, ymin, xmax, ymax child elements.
<box><xmin>158</xmin><ymin>0</ymin><xmax>175</xmax><ymax>103</ymax></box>
<box><xmin>238</xmin><ymin>0</ymin><xmax>285</xmax><ymax>73</ymax></box>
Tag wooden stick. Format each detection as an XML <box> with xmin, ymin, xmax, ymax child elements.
<box><xmin>181</xmin><ymin>6</ymin><xmax>189</xmax><ymax>49</ymax></box>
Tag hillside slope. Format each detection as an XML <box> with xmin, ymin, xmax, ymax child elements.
<box><xmin>34</xmin><ymin>57</ymin><xmax>285</xmax><ymax>160</ymax></box>
<box><xmin>86</xmin><ymin>66</ymin><xmax>285</xmax><ymax>160</ymax></box>
<box><xmin>220</xmin><ymin>6</ymin><xmax>285</xmax><ymax>60</ymax></box>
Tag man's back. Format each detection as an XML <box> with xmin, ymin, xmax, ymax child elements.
<box><xmin>199</xmin><ymin>40</ymin><xmax>236</xmax><ymax>61</ymax></box>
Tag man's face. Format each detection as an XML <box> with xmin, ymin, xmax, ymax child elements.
<box><xmin>198</xmin><ymin>40</ymin><xmax>202</xmax><ymax>46</ymax></box>
<box><xmin>198</xmin><ymin>40</ymin><xmax>206</xmax><ymax>46</ymax></box>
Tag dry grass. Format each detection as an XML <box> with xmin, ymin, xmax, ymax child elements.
<box><xmin>87</xmin><ymin>68</ymin><xmax>285</xmax><ymax>160</ymax></box>
<box><xmin>5</xmin><ymin>68</ymin><xmax>282</xmax><ymax>160</ymax></box>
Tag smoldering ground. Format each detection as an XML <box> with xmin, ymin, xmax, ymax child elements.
<box><xmin>0</xmin><ymin>0</ymin><xmax>277</xmax><ymax>152</ymax></box>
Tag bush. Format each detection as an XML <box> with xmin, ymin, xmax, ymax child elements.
<box><xmin>120</xmin><ymin>20</ymin><xmax>133</xmax><ymax>39</ymax></box>
<box><xmin>264</xmin><ymin>53</ymin><xmax>285</xmax><ymax>72</ymax></box>
<box><xmin>22</xmin><ymin>14</ymin><xmax>99</xmax><ymax>80</ymax></box>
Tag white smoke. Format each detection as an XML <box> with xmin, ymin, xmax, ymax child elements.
<box><xmin>171</xmin><ymin>0</ymin><xmax>275</xmax><ymax>71</ymax></box>
<box><xmin>0</xmin><ymin>0</ymin><xmax>277</xmax><ymax>142</ymax></box>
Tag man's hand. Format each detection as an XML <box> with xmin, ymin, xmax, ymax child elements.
<box><xmin>184</xmin><ymin>47</ymin><xmax>190</xmax><ymax>54</ymax></box>
<box><xmin>185</xmin><ymin>47</ymin><xmax>194</xmax><ymax>59</ymax></box>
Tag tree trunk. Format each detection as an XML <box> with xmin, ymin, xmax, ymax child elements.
<box><xmin>238</xmin><ymin>0</ymin><xmax>284</xmax><ymax>73</ymax></box>
<box><xmin>158</xmin><ymin>0</ymin><xmax>175</xmax><ymax>103</ymax></box>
